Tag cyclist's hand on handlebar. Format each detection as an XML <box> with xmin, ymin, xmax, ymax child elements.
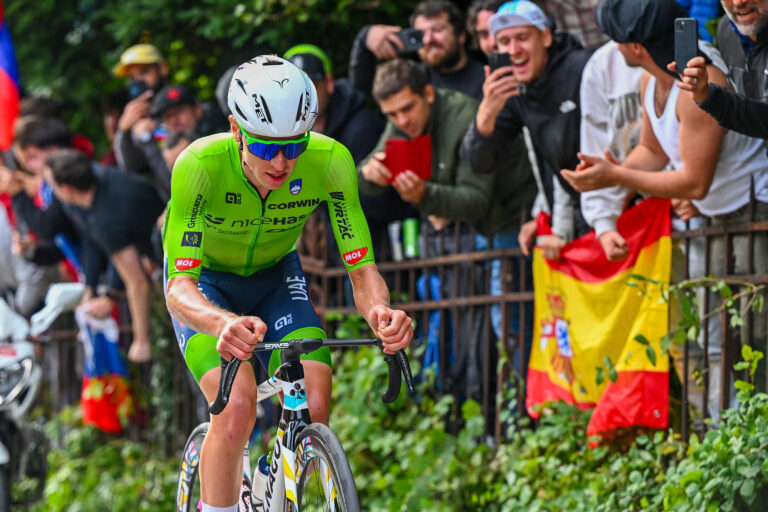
<box><xmin>370</xmin><ymin>305</ymin><xmax>412</xmax><ymax>354</ymax></box>
<box><xmin>217</xmin><ymin>316</ymin><xmax>267</xmax><ymax>360</ymax></box>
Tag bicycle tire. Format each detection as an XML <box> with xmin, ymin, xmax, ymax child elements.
<box><xmin>290</xmin><ymin>423</ymin><xmax>360</xmax><ymax>512</ymax></box>
<box><xmin>175</xmin><ymin>422</ymin><xmax>208</xmax><ymax>512</ymax></box>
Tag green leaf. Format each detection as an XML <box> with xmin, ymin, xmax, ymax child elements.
<box><xmin>734</xmin><ymin>380</ymin><xmax>755</xmax><ymax>393</ymax></box>
<box><xmin>646</xmin><ymin>345</ymin><xmax>657</xmax><ymax>366</ymax></box>
<box><xmin>752</xmin><ymin>293</ymin><xmax>764</xmax><ymax>313</ymax></box>
<box><xmin>733</xmin><ymin>362</ymin><xmax>750</xmax><ymax>371</ymax></box>
<box><xmin>742</xmin><ymin>345</ymin><xmax>754</xmax><ymax>361</ymax></box>
<box><xmin>595</xmin><ymin>366</ymin><xmax>605</xmax><ymax>387</ymax></box>
<box><xmin>740</xmin><ymin>479</ymin><xmax>755</xmax><ymax>500</ymax></box>
<box><xmin>634</xmin><ymin>334</ymin><xmax>650</xmax><ymax>346</ymax></box>
<box><xmin>609</xmin><ymin>367</ymin><xmax>618</xmax><ymax>383</ymax></box>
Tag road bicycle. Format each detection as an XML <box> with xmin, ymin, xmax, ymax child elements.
<box><xmin>175</xmin><ymin>337</ymin><xmax>413</xmax><ymax>512</ymax></box>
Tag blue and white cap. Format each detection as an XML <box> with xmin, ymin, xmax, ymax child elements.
<box><xmin>489</xmin><ymin>0</ymin><xmax>550</xmax><ymax>37</ymax></box>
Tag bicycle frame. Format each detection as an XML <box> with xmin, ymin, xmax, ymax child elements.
<box><xmin>259</xmin><ymin>356</ymin><xmax>312</xmax><ymax>512</ymax></box>
<box><xmin>202</xmin><ymin>338</ymin><xmax>414</xmax><ymax>512</ymax></box>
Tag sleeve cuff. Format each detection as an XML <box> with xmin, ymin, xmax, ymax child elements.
<box><xmin>593</xmin><ymin>217</ymin><xmax>618</xmax><ymax>237</ymax></box>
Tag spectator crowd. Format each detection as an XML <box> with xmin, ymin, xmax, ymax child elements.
<box><xmin>2</xmin><ymin>0</ymin><xmax>765</xmax><ymax>427</ymax></box>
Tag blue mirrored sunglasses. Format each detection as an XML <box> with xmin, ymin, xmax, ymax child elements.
<box><xmin>238</xmin><ymin>124</ymin><xmax>310</xmax><ymax>160</ymax></box>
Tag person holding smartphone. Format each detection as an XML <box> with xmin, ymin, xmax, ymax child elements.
<box><xmin>462</xmin><ymin>0</ymin><xmax>595</xmax><ymax>261</ymax></box>
<box><xmin>678</xmin><ymin>0</ymin><xmax>768</xmax><ymax>141</ymax></box>
<box><xmin>349</xmin><ymin>0</ymin><xmax>486</xmax><ymax>100</ymax></box>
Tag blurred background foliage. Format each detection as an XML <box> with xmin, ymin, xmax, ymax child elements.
<box><xmin>2</xmin><ymin>0</ymin><xmax>463</xmax><ymax>151</ymax></box>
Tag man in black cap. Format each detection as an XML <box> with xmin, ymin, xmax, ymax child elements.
<box><xmin>123</xmin><ymin>84</ymin><xmax>226</xmax><ymax>201</ymax></box>
<box><xmin>561</xmin><ymin>0</ymin><xmax>768</xmax><ymax>402</ymax></box>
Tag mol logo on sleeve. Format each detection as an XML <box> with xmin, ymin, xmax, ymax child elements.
<box><xmin>343</xmin><ymin>247</ymin><xmax>368</xmax><ymax>266</ymax></box>
<box><xmin>175</xmin><ymin>258</ymin><xmax>202</xmax><ymax>271</ymax></box>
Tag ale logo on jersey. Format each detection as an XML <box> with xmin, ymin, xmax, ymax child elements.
<box><xmin>290</xmin><ymin>179</ymin><xmax>302</xmax><ymax>195</ymax></box>
<box><xmin>343</xmin><ymin>247</ymin><xmax>368</xmax><ymax>266</ymax></box>
<box><xmin>175</xmin><ymin>258</ymin><xmax>202</xmax><ymax>271</ymax></box>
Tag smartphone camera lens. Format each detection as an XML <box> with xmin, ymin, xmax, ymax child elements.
<box><xmin>676</xmin><ymin>20</ymin><xmax>684</xmax><ymax>30</ymax></box>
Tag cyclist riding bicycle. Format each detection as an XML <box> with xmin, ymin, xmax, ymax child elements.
<box><xmin>163</xmin><ymin>55</ymin><xmax>414</xmax><ymax>512</ymax></box>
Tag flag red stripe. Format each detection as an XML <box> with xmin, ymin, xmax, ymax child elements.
<box><xmin>587</xmin><ymin>369</ymin><xmax>669</xmax><ymax>437</ymax></box>
<box><xmin>525</xmin><ymin>368</ymin><xmax>595</xmax><ymax>418</ymax></box>
<box><xmin>539</xmin><ymin>198</ymin><xmax>671</xmax><ymax>283</ymax></box>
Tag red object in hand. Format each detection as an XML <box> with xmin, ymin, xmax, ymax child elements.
<box><xmin>382</xmin><ymin>135</ymin><xmax>432</xmax><ymax>183</ymax></box>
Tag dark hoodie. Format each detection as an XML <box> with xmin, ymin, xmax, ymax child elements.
<box><xmin>322</xmin><ymin>79</ymin><xmax>385</xmax><ymax>163</ymax></box>
<box><xmin>462</xmin><ymin>32</ymin><xmax>594</xmax><ymax>229</ymax></box>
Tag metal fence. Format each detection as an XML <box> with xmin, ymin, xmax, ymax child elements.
<box><xmin>39</xmin><ymin>207</ymin><xmax>767</xmax><ymax>449</ymax></box>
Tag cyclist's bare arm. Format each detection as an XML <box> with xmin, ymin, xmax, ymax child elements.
<box><xmin>165</xmin><ymin>275</ymin><xmax>266</xmax><ymax>360</ymax></box>
<box><xmin>349</xmin><ymin>264</ymin><xmax>412</xmax><ymax>353</ymax></box>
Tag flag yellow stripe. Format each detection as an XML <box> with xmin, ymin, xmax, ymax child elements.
<box><xmin>530</xmin><ymin>236</ymin><xmax>670</xmax><ymax>405</ymax></box>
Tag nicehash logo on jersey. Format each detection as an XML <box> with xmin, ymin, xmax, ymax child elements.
<box><xmin>290</xmin><ymin>179</ymin><xmax>302</xmax><ymax>195</ymax></box>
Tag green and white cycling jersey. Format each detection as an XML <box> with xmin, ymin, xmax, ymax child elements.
<box><xmin>163</xmin><ymin>132</ymin><xmax>374</xmax><ymax>280</ymax></box>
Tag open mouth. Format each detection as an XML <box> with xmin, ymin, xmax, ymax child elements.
<box><xmin>733</xmin><ymin>6</ymin><xmax>758</xmax><ymax>24</ymax></box>
<box><xmin>511</xmin><ymin>57</ymin><xmax>530</xmax><ymax>74</ymax></box>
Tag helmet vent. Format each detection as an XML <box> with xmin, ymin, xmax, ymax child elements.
<box><xmin>235</xmin><ymin>79</ymin><xmax>247</xmax><ymax>95</ymax></box>
<box><xmin>234</xmin><ymin>103</ymin><xmax>248</xmax><ymax>121</ymax></box>
<box><xmin>295</xmin><ymin>93</ymin><xmax>304</xmax><ymax>122</ymax></box>
<box><xmin>259</xmin><ymin>95</ymin><xmax>273</xmax><ymax>124</ymax></box>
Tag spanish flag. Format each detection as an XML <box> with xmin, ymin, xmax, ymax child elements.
<box><xmin>527</xmin><ymin>197</ymin><xmax>671</xmax><ymax>440</ymax></box>
<box><xmin>0</xmin><ymin>1</ymin><xmax>20</xmax><ymax>151</ymax></box>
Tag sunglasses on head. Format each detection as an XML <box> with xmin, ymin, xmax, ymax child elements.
<box><xmin>238</xmin><ymin>123</ymin><xmax>310</xmax><ymax>160</ymax></box>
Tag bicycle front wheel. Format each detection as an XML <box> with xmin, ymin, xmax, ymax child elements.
<box><xmin>175</xmin><ymin>422</ymin><xmax>208</xmax><ymax>512</ymax></box>
<box><xmin>291</xmin><ymin>423</ymin><xmax>360</xmax><ymax>512</ymax></box>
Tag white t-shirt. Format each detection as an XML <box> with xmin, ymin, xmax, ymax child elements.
<box><xmin>579</xmin><ymin>42</ymin><xmax>644</xmax><ymax>236</ymax></box>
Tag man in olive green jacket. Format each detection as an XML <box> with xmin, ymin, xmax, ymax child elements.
<box><xmin>359</xmin><ymin>58</ymin><xmax>534</xmax><ymax>238</ymax></box>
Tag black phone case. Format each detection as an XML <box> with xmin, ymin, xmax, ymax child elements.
<box><xmin>674</xmin><ymin>18</ymin><xmax>698</xmax><ymax>75</ymax></box>
<box><xmin>488</xmin><ymin>52</ymin><xmax>511</xmax><ymax>72</ymax></box>
<box><xmin>395</xmin><ymin>28</ymin><xmax>424</xmax><ymax>54</ymax></box>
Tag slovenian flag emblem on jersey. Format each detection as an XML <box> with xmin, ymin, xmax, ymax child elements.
<box><xmin>290</xmin><ymin>179</ymin><xmax>302</xmax><ymax>195</ymax></box>
<box><xmin>0</xmin><ymin>1</ymin><xmax>20</xmax><ymax>151</ymax></box>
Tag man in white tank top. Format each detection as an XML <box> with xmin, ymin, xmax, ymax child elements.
<box><xmin>564</xmin><ymin>0</ymin><xmax>768</xmax><ymax>406</ymax></box>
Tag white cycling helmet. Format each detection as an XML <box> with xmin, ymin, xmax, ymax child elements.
<box><xmin>227</xmin><ymin>55</ymin><xmax>318</xmax><ymax>138</ymax></box>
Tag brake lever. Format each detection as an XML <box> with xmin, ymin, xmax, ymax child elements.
<box><xmin>208</xmin><ymin>355</ymin><xmax>242</xmax><ymax>415</ymax></box>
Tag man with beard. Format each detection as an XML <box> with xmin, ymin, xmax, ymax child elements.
<box><xmin>680</xmin><ymin>0</ymin><xmax>768</xmax><ymax>140</ymax></box>
<box><xmin>349</xmin><ymin>0</ymin><xmax>486</xmax><ymax>100</ymax></box>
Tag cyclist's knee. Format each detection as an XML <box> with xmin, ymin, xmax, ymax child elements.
<box><xmin>215</xmin><ymin>391</ymin><xmax>258</xmax><ymax>444</ymax></box>
<box><xmin>302</xmin><ymin>360</ymin><xmax>331</xmax><ymax>425</ymax></box>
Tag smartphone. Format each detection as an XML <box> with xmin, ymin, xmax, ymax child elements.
<box><xmin>674</xmin><ymin>17</ymin><xmax>698</xmax><ymax>75</ymax></box>
<box><xmin>394</xmin><ymin>28</ymin><xmax>424</xmax><ymax>54</ymax></box>
<box><xmin>128</xmin><ymin>79</ymin><xmax>149</xmax><ymax>99</ymax></box>
<box><xmin>487</xmin><ymin>52</ymin><xmax>511</xmax><ymax>72</ymax></box>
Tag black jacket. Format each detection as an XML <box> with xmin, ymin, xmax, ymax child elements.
<box><xmin>462</xmin><ymin>33</ymin><xmax>593</xmax><ymax>221</ymax></box>
<box><xmin>323</xmin><ymin>79</ymin><xmax>385</xmax><ymax>163</ymax></box>
<box><xmin>698</xmin><ymin>19</ymin><xmax>768</xmax><ymax>139</ymax></box>
<box><xmin>349</xmin><ymin>25</ymin><xmax>485</xmax><ymax>101</ymax></box>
